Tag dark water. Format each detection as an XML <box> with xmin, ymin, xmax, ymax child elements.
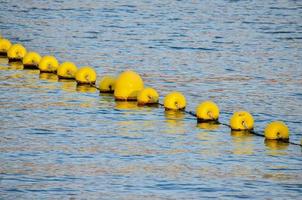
<box><xmin>1</xmin><ymin>0</ymin><xmax>302</xmax><ymax>199</ymax></box>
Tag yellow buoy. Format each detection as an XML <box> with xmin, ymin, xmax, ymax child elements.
<box><xmin>114</xmin><ymin>70</ymin><xmax>144</xmax><ymax>101</ymax></box>
<box><xmin>57</xmin><ymin>61</ymin><xmax>78</xmax><ymax>79</ymax></box>
<box><xmin>99</xmin><ymin>75</ymin><xmax>115</xmax><ymax>93</ymax></box>
<box><xmin>39</xmin><ymin>55</ymin><xmax>59</xmax><ymax>73</ymax></box>
<box><xmin>7</xmin><ymin>44</ymin><xmax>27</xmax><ymax>61</ymax></box>
<box><xmin>137</xmin><ymin>87</ymin><xmax>159</xmax><ymax>105</ymax></box>
<box><xmin>0</xmin><ymin>38</ymin><xmax>12</xmax><ymax>55</ymax></box>
<box><xmin>264</xmin><ymin>121</ymin><xmax>289</xmax><ymax>141</ymax></box>
<box><xmin>196</xmin><ymin>101</ymin><xmax>219</xmax><ymax>122</ymax></box>
<box><xmin>230</xmin><ymin>111</ymin><xmax>254</xmax><ymax>131</ymax></box>
<box><xmin>163</xmin><ymin>91</ymin><xmax>186</xmax><ymax>110</ymax></box>
<box><xmin>23</xmin><ymin>51</ymin><xmax>41</xmax><ymax>69</ymax></box>
<box><xmin>75</xmin><ymin>66</ymin><xmax>97</xmax><ymax>85</ymax></box>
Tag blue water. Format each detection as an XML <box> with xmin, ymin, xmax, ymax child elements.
<box><xmin>1</xmin><ymin>0</ymin><xmax>302</xmax><ymax>199</ymax></box>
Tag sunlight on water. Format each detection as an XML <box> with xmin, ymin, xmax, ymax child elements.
<box><xmin>0</xmin><ymin>0</ymin><xmax>302</xmax><ymax>199</ymax></box>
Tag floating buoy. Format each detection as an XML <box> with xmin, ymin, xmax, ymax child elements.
<box><xmin>137</xmin><ymin>87</ymin><xmax>159</xmax><ymax>105</ymax></box>
<box><xmin>264</xmin><ymin>121</ymin><xmax>289</xmax><ymax>141</ymax></box>
<box><xmin>75</xmin><ymin>66</ymin><xmax>97</xmax><ymax>85</ymax></box>
<box><xmin>163</xmin><ymin>91</ymin><xmax>186</xmax><ymax>110</ymax></box>
<box><xmin>114</xmin><ymin>70</ymin><xmax>144</xmax><ymax>101</ymax></box>
<box><xmin>0</xmin><ymin>38</ymin><xmax>12</xmax><ymax>56</ymax></box>
<box><xmin>23</xmin><ymin>51</ymin><xmax>41</xmax><ymax>69</ymax></box>
<box><xmin>230</xmin><ymin>111</ymin><xmax>254</xmax><ymax>131</ymax></box>
<box><xmin>7</xmin><ymin>44</ymin><xmax>27</xmax><ymax>61</ymax></box>
<box><xmin>39</xmin><ymin>55</ymin><xmax>59</xmax><ymax>73</ymax></box>
<box><xmin>196</xmin><ymin>101</ymin><xmax>219</xmax><ymax>122</ymax></box>
<box><xmin>57</xmin><ymin>61</ymin><xmax>78</xmax><ymax>79</ymax></box>
<box><xmin>99</xmin><ymin>75</ymin><xmax>115</xmax><ymax>93</ymax></box>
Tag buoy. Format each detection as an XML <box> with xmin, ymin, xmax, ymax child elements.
<box><xmin>39</xmin><ymin>55</ymin><xmax>59</xmax><ymax>73</ymax></box>
<box><xmin>99</xmin><ymin>75</ymin><xmax>115</xmax><ymax>93</ymax></box>
<box><xmin>7</xmin><ymin>44</ymin><xmax>27</xmax><ymax>61</ymax></box>
<box><xmin>57</xmin><ymin>61</ymin><xmax>78</xmax><ymax>79</ymax></box>
<box><xmin>196</xmin><ymin>101</ymin><xmax>219</xmax><ymax>122</ymax></box>
<box><xmin>137</xmin><ymin>87</ymin><xmax>159</xmax><ymax>105</ymax></box>
<box><xmin>230</xmin><ymin>111</ymin><xmax>254</xmax><ymax>131</ymax></box>
<box><xmin>75</xmin><ymin>66</ymin><xmax>97</xmax><ymax>85</ymax></box>
<box><xmin>23</xmin><ymin>51</ymin><xmax>41</xmax><ymax>69</ymax></box>
<box><xmin>163</xmin><ymin>91</ymin><xmax>186</xmax><ymax>110</ymax></box>
<box><xmin>0</xmin><ymin>38</ymin><xmax>12</xmax><ymax>56</ymax></box>
<box><xmin>264</xmin><ymin>121</ymin><xmax>289</xmax><ymax>141</ymax></box>
<box><xmin>114</xmin><ymin>70</ymin><xmax>144</xmax><ymax>101</ymax></box>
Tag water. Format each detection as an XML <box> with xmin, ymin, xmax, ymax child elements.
<box><xmin>1</xmin><ymin>0</ymin><xmax>302</xmax><ymax>199</ymax></box>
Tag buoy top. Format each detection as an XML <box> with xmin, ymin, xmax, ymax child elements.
<box><xmin>75</xmin><ymin>66</ymin><xmax>97</xmax><ymax>84</ymax></box>
<box><xmin>114</xmin><ymin>70</ymin><xmax>144</xmax><ymax>101</ymax></box>
<box><xmin>99</xmin><ymin>75</ymin><xmax>116</xmax><ymax>93</ymax></box>
<box><xmin>230</xmin><ymin>111</ymin><xmax>254</xmax><ymax>131</ymax></box>
<box><xmin>39</xmin><ymin>55</ymin><xmax>59</xmax><ymax>72</ymax></box>
<box><xmin>264</xmin><ymin>121</ymin><xmax>289</xmax><ymax>140</ymax></box>
<box><xmin>196</xmin><ymin>101</ymin><xmax>220</xmax><ymax>121</ymax></box>
<box><xmin>0</xmin><ymin>38</ymin><xmax>12</xmax><ymax>52</ymax></box>
<box><xmin>23</xmin><ymin>51</ymin><xmax>42</xmax><ymax>65</ymax></box>
<box><xmin>7</xmin><ymin>43</ymin><xmax>27</xmax><ymax>59</ymax></box>
<box><xmin>57</xmin><ymin>61</ymin><xmax>78</xmax><ymax>79</ymax></box>
<box><xmin>164</xmin><ymin>91</ymin><xmax>186</xmax><ymax>110</ymax></box>
<box><xmin>137</xmin><ymin>87</ymin><xmax>159</xmax><ymax>105</ymax></box>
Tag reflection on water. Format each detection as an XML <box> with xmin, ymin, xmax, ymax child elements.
<box><xmin>231</xmin><ymin>130</ymin><xmax>254</xmax><ymax>155</ymax></box>
<box><xmin>1</xmin><ymin>0</ymin><xmax>302</xmax><ymax>199</ymax></box>
<box><xmin>197</xmin><ymin>122</ymin><xmax>220</xmax><ymax>131</ymax></box>
<box><xmin>59</xmin><ymin>79</ymin><xmax>77</xmax><ymax>93</ymax></box>
<box><xmin>8</xmin><ymin>61</ymin><xmax>23</xmax><ymax>70</ymax></box>
<box><xmin>115</xmin><ymin>101</ymin><xmax>138</xmax><ymax>110</ymax></box>
<box><xmin>39</xmin><ymin>72</ymin><xmax>58</xmax><ymax>82</ymax></box>
<box><xmin>265</xmin><ymin>139</ymin><xmax>289</xmax><ymax>156</ymax></box>
<box><xmin>76</xmin><ymin>85</ymin><xmax>97</xmax><ymax>93</ymax></box>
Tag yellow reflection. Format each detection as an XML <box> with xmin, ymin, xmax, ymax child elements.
<box><xmin>39</xmin><ymin>72</ymin><xmax>58</xmax><ymax>82</ymax></box>
<box><xmin>265</xmin><ymin>139</ymin><xmax>289</xmax><ymax>152</ymax></box>
<box><xmin>76</xmin><ymin>85</ymin><xmax>97</xmax><ymax>93</ymax></box>
<box><xmin>115</xmin><ymin>101</ymin><xmax>138</xmax><ymax>110</ymax></box>
<box><xmin>164</xmin><ymin>110</ymin><xmax>186</xmax><ymax>134</ymax></box>
<box><xmin>197</xmin><ymin>122</ymin><xmax>220</xmax><ymax>131</ymax></box>
<box><xmin>100</xmin><ymin>93</ymin><xmax>114</xmax><ymax>102</ymax></box>
<box><xmin>231</xmin><ymin>130</ymin><xmax>254</xmax><ymax>155</ymax></box>
<box><xmin>59</xmin><ymin>79</ymin><xmax>76</xmax><ymax>93</ymax></box>
<box><xmin>0</xmin><ymin>65</ymin><xmax>10</xmax><ymax>70</ymax></box>
<box><xmin>8</xmin><ymin>61</ymin><xmax>23</xmax><ymax>70</ymax></box>
<box><xmin>0</xmin><ymin>57</ymin><xmax>8</xmax><ymax>65</ymax></box>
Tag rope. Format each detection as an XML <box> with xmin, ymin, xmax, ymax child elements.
<box><xmin>157</xmin><ymin>102</ymin><xmax>301</xmax><ymax>147</ymax></box>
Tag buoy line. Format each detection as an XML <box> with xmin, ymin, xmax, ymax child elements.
<box><xmin>0</xmin><ymin>36</ymin><xmax>301</xmax><ymax>147</ymax></box>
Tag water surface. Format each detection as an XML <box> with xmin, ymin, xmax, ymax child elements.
<box><xmin>1</xmin><ymin>0</ymin><xmax>302</xmax><ymax>199</ymax></box>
